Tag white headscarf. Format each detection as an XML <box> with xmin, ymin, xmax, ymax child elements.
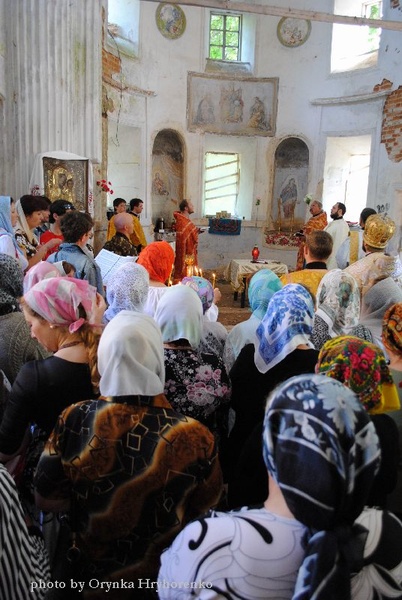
<box><xmin>15</xmin><ymin>199</ymin><xmax>38</xmax><ymax>245</ymax></box>
<box><xmin>104</xmin><ymin>262</ymin><xmax>149</xmax><ymax>323</ymax></box>
<box><xmin>98</xmin><ymin>311</ymin><xmax>165</xmax><ymax>397</ymax></box>
<box><xmin>154</xmin><ymin>285</ymin><xmax>203</xmax><ymax>348</ymax></box>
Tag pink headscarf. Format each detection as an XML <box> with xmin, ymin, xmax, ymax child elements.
<box><xmin>23</xmin><ymin>262</ymin><xmax>62</xmax><ymax>294</ymax></box>
<box><xmin>24</xmin><ymin>277</ymin><xmax>98</xmax><ymax>333</ymax></box>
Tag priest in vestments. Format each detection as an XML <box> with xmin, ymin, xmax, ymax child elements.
<box><xmin>295</xmin><ymin>200</ymin><xmax>327</xmax><ymax>271</ymax></box>
<box><xmin>173</xmin><ymin>199</ymin><xmax>200</xmax><ymax>283</ymax></box>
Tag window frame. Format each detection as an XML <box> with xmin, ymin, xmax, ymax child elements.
<box><xmin>203</xmin><ymin>151</ymin><xmax>240</xmax><ymax>217</ymax></box>
<box><xmin>209</xmin><ymin>12</ymin><xmax>242</xmax><ymax>62</ymax></box>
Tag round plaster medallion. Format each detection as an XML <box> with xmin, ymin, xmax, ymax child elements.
<box><xmin>277</xmin><ymin>17</ymin><xmax>311</xmax><ymax>48</ymax></box>
<box><xmin>156</xmin><ymin>3</ymin><xmax>186</xmax><ymax>40</ymax></box>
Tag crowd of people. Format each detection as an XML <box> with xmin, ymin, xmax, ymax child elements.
<box><xmin>0</xmin><ymin>191</ymin><xmax>402</xmax><ymax>599</ymax></box>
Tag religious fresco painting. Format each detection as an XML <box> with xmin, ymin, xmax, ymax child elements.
<box><xmin>187</xmin><ymin>73</ymin><xmax>278</xmax><ymax>136</ymax></box>
<box><xmin>270</xmin><ymin>137</ymin><xmax>309</xmax><ymax>232</ymax></box>
<box><xmin>151</xmin><ymin>129</ymin><xmax>184</xmax><ymax>227</ymax></box>
<box><xmin>43</xmin><ymin>157</ymin><xmax>88</xmax><ymax>212</ymax></box>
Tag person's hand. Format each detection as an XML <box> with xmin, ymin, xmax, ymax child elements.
<box><xmin>92</xmin><ymin>293</ymin><xmax>106</xmax><ymax>325</ymax></box>
<box><xmin>213</xmin><ymin>287</ymin><xmax>222</xmax><ymax>304</ymax></box>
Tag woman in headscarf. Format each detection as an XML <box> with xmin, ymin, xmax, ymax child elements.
<box><xmin>0</xmin><ymin>195</ymin><xmax>28</xmax><ymax>270</ymax></box>
<box><xmin>103</xmin><ymin>262</ymin><xmax>149</xmax><ymax>323</ymax></box>
<box><xmin>317</xmin><ymin>335</ymin><xmax>400</xmax><ymax>509</ymax></box>
<box><xmin>352</xmin><ymin>277</ymin><xmax>402</xmax><ymax>354</ymax></box>
<box><xmin>228</xmin><ymin>284</ymin><xmax>318</xmax><ymax>467</ymax></box>
<box><xmin>383</xmin><ymin>303</ymin><xmax>402</xmax><ymax>518</ymax></box>
<box><xmin>0</xmin><ymin>253</ymin><xmax>49</xmax><ymax>384</ymax></box>
<box><xmin>154</xmin><ymin>285</ymin><xmax>231</xmax><ymax>432</ymax></box>
<box><xmin>159</xmin><ymin>374</ymin><xmax>402</xmax><ymax>600</ymax></box>
<box><xmin>181</xmin><ymin>275</ymin><xmax>228</xmax><ymax>358</ymax></box>
<box><xmin>312</xmin><ymin>269</ymin><xmax>360</xmax><ymax>350</ymax></box>
<box><xmin>34</xmin><ymin>312</ymin><xmax>222</xmax><ymax>595</ymax></box>
<box><xmin>0</xmin><ymin>277</ymin><xmax>104</xmax><ymax>462</ymax></box>
<box><xmin>223</xmin><ymin>268</ymin><xmax>283</xmax><ymax>373</ymax></box>
<box><xmin>14</xmin><ymin>195</ymin><xmax>60</xmax><ymax>269</ymax></box>
<box><xmin>136</xmin><ymin>240</ymin><xmax>175</xmax><ymax>317</ymax></box>
<box><xmin>23</xmin><ymin>261</ymin><xmax>62</xmax><ymax>294</ymax></box>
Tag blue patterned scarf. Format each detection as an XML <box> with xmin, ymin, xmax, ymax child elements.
<box><xmin>255</xmin><ymin>283</ymin><xmax>314</xmax><ymax>373</ymax></box>
<box><xmin>263</xmin><ymin>373</ymin><xmax>381</xmax><ymax>600</ymax></box>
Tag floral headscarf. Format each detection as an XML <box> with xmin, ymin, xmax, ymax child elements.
<box><xmin>263</xmin><ymin>373</ymin><xmax>381</xmax><ymax>600</ymax></box>
<box><xmin>255</xmin><ymin>284</ymin><xmax>315</xmax><ymax>374</ymax></box>
<box><xmin>317</xmin><ymin>336</ymin><xmax>400</xmax><ymax>414</ymax></box>
<box><xmin>0</xmin><ymin>252</ymin><xmax>24</xmax><ymax>314</ymax></box>
<box><xmin>104</xmin><ymin>262</ymin><xmax>149</xmax><ymax>323</ymax></box>
<box><xmin>181</xmin><ymin>276</ymin><xmax>214</xmax><ymax>315</ymax></box>
<box><xmin>24</xmin><ymin>277</ymin><xmax>99</xmax><ymax>333</ymax></box>
<box><xmin>137</xmin><ymin>241</ymin><xmax>174</xmax><ymax>284</ymax></box>
<box><xmin>23</xmin><ymin>261</ymin><xmax>62</xmax><ymax>294</ymax></box>
<box><xmin>315</xmin><ymin>269</ymin><xmax>360</xmax><ymax>337</ymax></box>
<box><xmin>248</xmin><ymin>269</ymin><xmax>283</xmax><ymax>320</ymax></box>
<box><xmin>383</xmin><ymin>302</ymin><xmax>402</xmax><ymax>357</ymax></box>
<box><xmin>154</xmin><ymin>285</ymin><xmax>203</xmax><ymax>348</ymax></box>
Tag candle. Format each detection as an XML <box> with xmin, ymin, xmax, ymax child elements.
<box><xmin>212</xmin><ymin>272</ymin><xmax>216</xmax><ymax>288</ymax></box>
<box><xmin>199</xmin><ymin>269</ymin><xmax>203</xmax><ymax>278</ymax></box>
<box><xmin>194</xmin><ymin>266</ymin><xmax>198</xmax><ymax>276</ymax></box>
<box><xmin>168</xmin><ymin>277</ymin><xmax>172</xmax><ymax>287</ymax></box>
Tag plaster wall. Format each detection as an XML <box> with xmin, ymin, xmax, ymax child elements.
<box><xmin>105</xmin><ymin>0</ymin><xmax>402</xmax><ymax>270</ymax></box>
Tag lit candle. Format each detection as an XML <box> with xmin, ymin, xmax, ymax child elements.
<box><xmin>199</xmin><ymin>269</ymin><xmax>203</xmax><ymax>278</ymax></box>
<box><xmin>194</xmin><ymin>266</ymin><xmax>198</xmax><ymax>276</ymax></box>
<box><xmin>212</xmin><ymin>272</ymin><xmax>216</xmax><ymax>288</ymax></box>
<box><xmin>168</xmin><ymin>277</ymin><xmax>172</xmax><ymax>287</ymax></box>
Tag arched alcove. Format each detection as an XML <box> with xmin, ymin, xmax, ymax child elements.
<box><xmin>151</xmin><ymin>129</ymin><xmax>184</xmax><ymax>228</ymax></box>
<box><xmin>271</xmin><ymin>137</ymin><xmax>309</xmax><ymax>232</ymax></box>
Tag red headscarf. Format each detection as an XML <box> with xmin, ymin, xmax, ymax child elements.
<box><xmin>137</xmin><ymin>241</ymin><xmax>174</xmax><ymax>284</ymax></box>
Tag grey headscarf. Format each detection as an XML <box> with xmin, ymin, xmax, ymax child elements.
<box><xmin>0</xmin><ymin>253</ymin><xmax>24</xmax><ymax>314</ymax></box>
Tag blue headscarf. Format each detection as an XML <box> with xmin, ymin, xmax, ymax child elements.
<box><xmin>255</xmin><ymin>283</ymin><xmax>314</xmax><ymax>373</ymax></box>
<box><xmin>248</xmin><ymin>268</ymin><xmax>283</xmax><ymax>320</ymax></box>
<box><xmin>263</xmin><ymin>373</ymin><xmax>381</xmax><ymax>600</ymax></box>
<box><xmin>0</xmin><ymin>196</ymin><xmax>24</xmax><ymax>261</ymax></box>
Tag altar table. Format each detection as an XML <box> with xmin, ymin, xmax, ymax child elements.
<box><xmin>224</xmin><ymin>259</ymin><xmax>288</xmax><ymax>307</ymax></box>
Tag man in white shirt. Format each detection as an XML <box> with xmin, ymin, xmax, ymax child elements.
<box><xmin>324</xmin><ymin>202</ymin><xmax>349</xmax><ymax>269</ymax></box>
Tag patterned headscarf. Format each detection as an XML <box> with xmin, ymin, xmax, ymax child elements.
<box><xmin>15</xmin><ymin>198</ymin><xmax>38</xmax><ymax>244</ymax></box>
<box><xmin>0</xmin><ymin>196</ymin><xmax>25</xmax><ymax>261</ymax></box>
<box><xmin>263</xmin><ymin>373</ymin><xmax>381</xmax><ymax>600</ymax></box>
<box><xmin>383</xmin><ymin>302</ymin><xmax>402</xmax><ymax>357</ymax></box>
<box><xmin>317</xmin><ymin>335</ymin><xmax>400</xmax><ymax>414</ymax></box>
<box><xmin>99</xmin><ymin>311</ymin><xmax>165</xmax><ymax>397</ymax></box>
<box><xmin>315</xmin><ymin>269</ymin><xmax>360</xmax><ymax>337</ymax></box>
<box><xmin>23</xmin><ymin>261</ymin><xmax>61</xmax><ymax>294</ymax></box>
<box><xmin>154</xmin><ymin>285</ymin><xmax>203</xmax><ymax>348</ymax></box>
<box><xmin>104</xmin><ymin>262</ymin><xmax>149</xmax><ymax>323</ymax></box>
<box><xmin>248</xmin><ymin>268</ymin><xmax>283</xmax><ymax>320</ymax></box>
<box><xmin>255</xmin><ymin>284</ymin><xmax>315</xmax><ymax>374</ymax></box>
<box><xmin>137</xmin><ymin>241</ymin><xmax>174</xmax><ymax>284</ymax></box>
<box><xmin>0</xmin><ymin>252</ymin><xmax>24</xmax><ymax>314</ymax></box>
<box><xmin>24</xmin><ymin>277</ymin><xmax>99</xmax><ymax>333</ymax></box>
<box><xmin>181</xmin><ymin>276</ymin><xmax>214</xmax><ymax>314</ymax></box>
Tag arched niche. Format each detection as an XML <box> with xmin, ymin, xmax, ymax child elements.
<box><xmin>151</xmin><ymin>129</ymin><xmax>184</xmax><ymax>228</ymax></box>
<box><xmin>271</xmin><ymin>137</ymin><xmax>309</xmax><ymax>232</ymax></box>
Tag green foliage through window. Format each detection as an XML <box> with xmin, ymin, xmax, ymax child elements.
<box><xmin>209</xmin><ymin>13</ymin><xmax>241</xmax><ymax>61</ymax></box>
